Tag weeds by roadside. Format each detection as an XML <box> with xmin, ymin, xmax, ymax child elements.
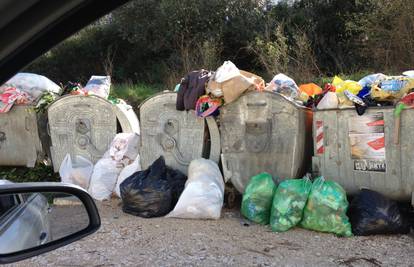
<box><xmin>0</xmin><ymin>164</ymin><xmax>59</xmax><ymax>183</ymax></box>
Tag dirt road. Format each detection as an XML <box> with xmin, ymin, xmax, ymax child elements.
<box><xmin>10</xmin><ymin>199</ymin><xmax>414</xmax><ymax>267</ymax></box>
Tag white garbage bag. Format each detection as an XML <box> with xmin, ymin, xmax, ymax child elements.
<box><xmin>1</xmin><ymin>72</ymin><xmax>62</xmax><ymax>100</ymax></box>
<box><xmin>317</xmin><ymin>92</ymin><xmax>339</xmax><ymax>110</ymax></box>
<box><xmin>88</xmin><ymin>133</ymin><xmax>139</xmax><ymax>201</ymax></box>
<box><xmin>83</xmin><ymin>75</ymin><xmax>111</xmax><ymax>99</ymax></box>
<box><xmin>167</xmin><ymin>159</ymin><xmax>224</xmax><ymax>220</ymax></box>
<box><xmin>403</xmin><ymin>70</ymin><xmax>414</xmax><ymax>78</ymax></box>
<box><xmin>114</xmin><ymin>154</ymin><xmax>141</xmax><ymax>198</ymax></box>
<box><xmin>89</xmin><ymin>158</ymin><xmax>123</xmax><ymax>201</ymax></box>
<box><xmin>108</xmin><ymin>133</ymin><xmax>140</xmax><ymax>165</ymax></box>
<box><xmin>214</xmin><ymin>61</ymin><xmax>241</xmax><ymax>83</ymax></box>
<box><xmin>59</xmin><ymin>154</ymin><xmax>93</xmax><ymax>189</ymax></box>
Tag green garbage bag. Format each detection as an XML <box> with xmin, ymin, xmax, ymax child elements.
<box><xmin>270</xmin><ymin>176</ymin><xmax>312</xmax><ymax>232</ymax></box>
<box><xmin>241</xmin><ymin>173</ymin><xmax>276</xmax><ymax>225</ymax></box>
<box><xmin>300</xmin><ymin>176</ymin><xmax>353</xmax><ymax>237</ymax></box>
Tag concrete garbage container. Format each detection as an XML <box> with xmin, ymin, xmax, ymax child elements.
<box><xmin>47</xmin><ymin>95</ymin><xmax>117</xmax><ymax>172</ymax></box>
<box><xmin>0</xmin><ymin>106</ymin><xmax>43</xmax><ymax>167</ymax></box>
<box><xmin>139</xmin><ymin>92</ymin><xmax>220</xmax><ymax>175</ymax></box>
<box><xmin>220</xmin><ymin>91</ymin><xmax>313</xmax><ymax>193</ymax></box>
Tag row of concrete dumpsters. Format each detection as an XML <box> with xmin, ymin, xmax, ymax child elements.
<box><xmin>1</xmin><ymin>91</ymin><xmax>413</xmax><ymax>206</ymax></box>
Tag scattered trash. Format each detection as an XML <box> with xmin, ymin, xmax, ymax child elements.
<box><xmin>59</xmin><ymin>154</ymin><xmax>93</xmax><ymax>190</ymax></box>
<box><xmin>270</xmin><ymin>176</ymin><xmax>312</xmax><ymax>232</ymax></box>
<box><xmin>120</xmin><ymin>156</ymin><xmax>186</xmax><ymax>218</ymax></box>
<box><xmin>300</xmin><ymin>176</ymin><xmax>353</xmax><ymax>237</ymax></box>
<box><xmin>167</xmin><ymin>159</ymin><xmax>224</xmax><ymax>219</ymax></box>
<box><xmin>348</xmin><ymin>189</ymin><xmax>411</xmax><ymax>236</ymax></box>
<box><xmin>241</xmin><ymin>173</ymin><xmax>277</xmax><ymax>225</ymax></box>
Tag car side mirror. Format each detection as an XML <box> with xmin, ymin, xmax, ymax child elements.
<box><xmin>0</xmin><ymin>182</ymin><xmax>100</xmax><ymax>264</ymax></box>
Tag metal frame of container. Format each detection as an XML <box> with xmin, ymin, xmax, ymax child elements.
<box><xmin>312</xmin><ymin>107</ymin><xmax>414</xmax><ymax>205</ymax></box>
<box><xmin>220</xmin><ymin>91</ymin><xmax>313</xmax><ymax>193</ymax></box>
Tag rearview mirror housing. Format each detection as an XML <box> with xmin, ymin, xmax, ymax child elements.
<box><xmin>0</xmin><ymin>182</ymin><xmax>100</xmax><ymax>264</ymax></box>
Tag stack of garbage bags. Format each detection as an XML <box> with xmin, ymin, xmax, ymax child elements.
<box><xmin>119</xmin><ymin>157</ymin><xmax>225</xmax><ymax>219</ymax></box>
<box><xmin>241</xmin><ymin>174</ymin><xmax>353</xmax><ymax>237</ymax></box>
<box><xmin>59</xmin><ymin>133</ymin><xmax>141</xmax><ymax>201</ymax></box>
<box><xmin>241</xmin><ymin>174</ymin><xmax>411</xmax><ymax>237</ymax></box>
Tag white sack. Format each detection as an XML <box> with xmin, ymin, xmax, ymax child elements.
<box><xmin>88</xmin><ymin>158</ymin><xmax>123</xmax><ymax>201</ymax></box>
<box><xmin>167</xmin><ymin>159</ymin><xmax>224</xmax><ymax>220</ymax></box>
<box><xmin>88</xmin><ymin>133</ymin><xmax>140</xmax><ymax>201</ymax></box>
<box><xmin>108</xmin><ymin>133</ymin><xmax>139</xmax><ymax>165</ymax></box>
<box><xmin>2</xmin><ymin>72</ymin><xmax>61</xmax><ymax>100</ymax></box>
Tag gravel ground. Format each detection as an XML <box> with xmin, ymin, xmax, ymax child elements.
<box><xmin>9</xmin><ymin>199</ymin><xmax>414</xmax><ymax>267</ymax></box>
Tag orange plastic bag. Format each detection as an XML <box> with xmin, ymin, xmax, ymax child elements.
<box><xmin>299</xmin><ymin>83</ymin><xmax>322</xmax><ymax>96</ymax></box>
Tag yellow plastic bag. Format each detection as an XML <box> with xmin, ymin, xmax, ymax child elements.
<box><xmin>332</xmin><ymin>76</ymin><xmax>362</xmax><ymax>95</ymax></box>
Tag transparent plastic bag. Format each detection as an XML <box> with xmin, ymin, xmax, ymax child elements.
<box><xmin>358</xmin><ymin>73</ymin><xmax>387</xmax><ymax>87</ymax></box>
<box><xmin>300</xmin><ymin>177</ymin><xmax>353</xmax><ymax>237</ymax></box>
<box><xmin>241</xmin><ymin>173</ymin><xmax>277</xmax><ymax>225</ymax></box>
<box><xmin>266</xmin><ymin>74</ymin><xmax>299</xmax><ymax>99</ymax></box>
<box><xmin>83</xmin><ymin>75</ymin><xmax>111</xmax><ymax>99</ymax></box>
<box><xmin>167</xmin><ymin>159</ymin><xmax>224</xmax><ymax>220</ymax></box>
<box><xmin>317</xmin><ymin>92</ymin><xmax>339</xmax><ymax>109</ymax></box>
<box><xmin>270</xmin><ymin>176</ymin><xmax>312</xmax><ymax>232</ymax></box>
<box><xmin>59</xmin><ymin>154</ymin><xmax>93</xmax><ymax>190</ymax></box>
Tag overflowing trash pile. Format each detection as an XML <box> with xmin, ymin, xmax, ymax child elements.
<box><xmin>1</xmin><ymin>65</ymin><xmax>413</xmax><ymax>239</ymax></box>
<box><xmin>0</xmin><ymin>73</ymin><xmax>62</xmax><ymax>113</ymax></box>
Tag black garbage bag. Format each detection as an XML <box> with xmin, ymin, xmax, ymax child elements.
<box><xmin>120</xmin><ymin>156</ymin><xmax>187</xmax><ymax>218</ymax></box>
<box><xmin>348</xmin><ymin>189</ymin><xmax>411</xmax><ymax>236</ymax></box>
